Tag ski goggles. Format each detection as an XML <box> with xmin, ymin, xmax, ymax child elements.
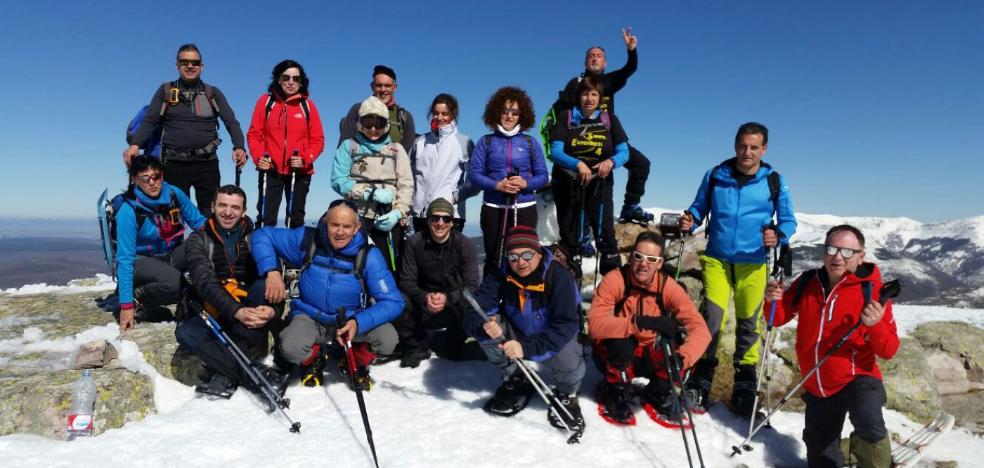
<box><xmin>428</xmin><ymin>214</ymin><xmax>453</xmax><ymax>224</ymax></box>
<box><xmin>279</xmin><ymin>74</ymin><xmax>302</xmax><ymax>83</ymax></box>
<box><xmin>359</xmin><ymin>116</ymin><xmax>388</xmax><ymax>130</ymax></box>
<box><xmin>507</xmin><ymin>250</ymin><xmax>537</xmax><ymax>263</ymax></box>
<box><xmin>823</xmin><ymin>245</ymin><xmax>860</xmax><ymax>259</ymax></box>
<box><xmin>177</xmin><ymin>59</ymin><xmax>202</xmax><ymax>67</ymax></box>
<box><xmin>631</xmin><ymin>251</ymin><xmax>662</xmax><ymax>264</ymax></box>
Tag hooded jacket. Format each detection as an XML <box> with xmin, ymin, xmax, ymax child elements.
<box><xmin>330</xmin><ymin>133</ymin><xmax>414</xmax><ymax>220</ymax></box>
<box><xmin>246</xmin><ymin>92</ymin><xmax>325</xmax><ymax>176</ymax></box>
<box><xmin>184</xmin><ymin>217</ymin><xmax>258</xmax><ymax>323</ymax></box>
<box><xmin>409</xmin><ymin>123</ymin><xmax>477</xmax><ymax>219</ymax></box>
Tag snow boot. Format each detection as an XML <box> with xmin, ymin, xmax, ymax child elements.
<box><xmin>642</xmin><ymin>390</ymin><xmax>692</xmax><ymax>429</ymax></box>
<box><xmin>684</xmin><ymin>357</ymin><xmax>716</xmax><ymax>414</ymax></box>
<box><xmin>849</xmin><ymin>433</ymin><xmax>891</xmax><ymax>468</ymax></box>
<box><xmin>400</xmin><ymin>346</ymin><xmax>431</xmax><ymax>369</ymax></box>
<box><xmin>195</xmin><ymin>373</ymin><xmax>238</xmax><ymax>399</ymax></box>
<box><xmin>251</xmin><ymin>362</ymin><xmax>289</xmax><ymax>398</ymax></box>
<box><xmin>547</xmin><ymin>390</ymin><xmax>585</xmax><ymax>431</ymax></box>
<box><xmin>338</xmin><ymin>360</ymin><xmax>373</xmax><ymax>391</ymax></box>
<box><xmin>484</xmin><ymin>373</ymin><xmax>534</xmax><ymax>417</ymax></box>
<box><xmin>299</xmin><ymin>345</ymin><xmax>328</xmax><ymax>387</ymax></box>
<box><xmin>730</xmin><ymin>364</ymin><xmax>758</xmax><ymax>417</ymax></box>
<box><xmin>618</xmin><ymin>204</ymin><xmax>655</xmax><ymax>225</ymax></box>
<box><xmin>597</xmin><ymin>382</ymin><xmax>636</xmax><ymax>425</ymax></box>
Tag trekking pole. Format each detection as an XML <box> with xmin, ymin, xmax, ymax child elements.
<box><xmin>747</xmin><ymin>246</ymin><xmax>781</xmax><ymax>438</ymax></box>
<box><xmin>285</xmin><ymin>149</ymin><xmax>299</xmax><ymax>229</ymax></box>
<box><xmin>731</xmin><ymin>279</ymin><xmax>902</xmax><ymax>457</ymax></box>
<box><xmin>336</xmin><ymin>307</ymin><xmax>380</xmax><ymax>468</ymax></box>
<box><xmin>591</xmin><ymin>176</ymin><xmax>606</xmax><ymax>292</ymax></box>
<box><xmin>258</xmin><ymin>154</ymin><xmax>270</xmax><ymax>228</ymax></box>
<box><xmin>661</xmin><ymin>338</ymin><xmax>705</xmax><ymax>468</ymax></box>
<box><xmin>674</xmin><ymin>237</ymin><xmax>687</xmax><ymax>280</ymax></box>
<box><xmin>235</xmin><ymin>163</ymin><xmax>242</xmax><ymax>188</ymax></box>
<box><xmin>496</xmin><ymin>168</ymin><xmax>521</xmax><ymax>269</ymax></box>
<box><xmin>199</xmin><ymin>310</ymin><xmax>300</xmax><ymax>433</ymax></box>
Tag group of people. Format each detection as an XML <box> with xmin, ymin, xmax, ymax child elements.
<box><xmin>109</xmin><ymin>30</ymin><xmax>900</xmax><ymax>467</ymax></box>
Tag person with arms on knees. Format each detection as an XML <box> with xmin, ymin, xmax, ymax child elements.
<box><xmin>338</xmin><ymin>65</ymin><xmax>416</xmax><ymax>152</ymax></box>
<box><xmin>679</xmin><ymin>122</ymin><xmax>797</xmax><ymax>417</ymax></box>
<box><xmin>545</xmin><ymin>28</ymin><xmax>653</xmax><ymax>225</ymax></box>
<box><xmin>549</xmin><ymin>76</ymin><xmax>628</xmax><ymax>278</ymax></box>
<box><xmin>409</xmin><ymin>93</ymin><xmax>477</xmax><ymax>233</ymax></box>
<box><xmin>765</xmin><ymin>225</ymin><xmax>898</xmax><ymax>468</ymax></box>
<box><xmin>463</xmin><ymin>226</ymin><xmax>585</xmax><ymax>431</ymax></box>
<box><xmin>252</xmin><ymin>199</ymin><xmax>403</xmax><ymax>390</ymax></box>
<box><xmin>331</xmin><ymin>96</ymin><xmax>413</xmax><ymax>273</ymax></box>
<box><xmin>468</xmin><ymin>87</ymin><xmax>549</xmax><ymax>275</ymax></box>
<box><xmin>176</xmin><ymin>185</ymin><xmax>285</xmax><ymax>399</ymax></box>
<box><xmin>114</xmin><ymin>156</ymin><xmax>206</xmax><ymax>331</ymax></box>
<box><xmin>247</xmin><ymin>59</ymin><xmax>325</xmax><ymax>228</ymax></box>
<box><xmin>123</xmin><ymin>43</ymin><xmax>247</xmax><ymax>216</ymax></box>
<box><xmin>394</xmin><ymin>198</ymin><xmax>480</xmax><ymax>368</ymax></box>
<box><xmin>588</xmin><ymin>231</ymin><xmax>710</xmax><ymax>425</ymax></box>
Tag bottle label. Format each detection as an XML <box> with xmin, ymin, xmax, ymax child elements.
<box><xmin>68</xmin><ymin>414</ymin><xmax>93</xmax><ymax>431</ymax></box>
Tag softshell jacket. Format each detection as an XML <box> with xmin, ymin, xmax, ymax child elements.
<box><xmin>184</xmin><ymin>217</ymin><xmax>257</xmax><ymax>323</ymax></box>
<box><xmin>330</xmin><ymin>133</ymin><xmax>413</xmax><ymax>220</ymax></box>
<box><xmin>398</xmin><ymin>230</ymin><xmax>480</xmax><ymax>309</ymax></box>
<box><xmin>467</xmin><ymin>132</ymin><xmax>549</xmax><ymax>206</ymax></box>
<box><xmin>115</xmin><ymin>183</ymin><xmax>206</xmax><ymax>307</ymax></box>
<box><xmin>128</xmin><ymin>79</ymin><xmax>245</xmax><ymax>154</ymax></box>
<box><xmin>409</xmin><ymin>123</ymin><xmax>477</xmax><ymax>219</ymax></box>
<box><xmin>251</xmin><ymin>223</ymin><xmax>403</xmax><ymax>334</ymax></box>
<box><xmin>463</xmin><ymin>249</ymin><xmax>580</xmax><ymax>362</ymax></box>
<box><xmin>767</xmin><ymin>263</ymin><xmax>899</xmax><ymax>398</ymax></box>
<box><xmin>246</xmin><ymin>92</ymin><xmax>325</xmax><ymax>175</ymax></box>
<box><xmin>685</xmin><ymin>158</ymin><xmax>797</xmax><ymax>264</ymax></box>
<box><xmin>588</xmin><ymin>268</ymin><xmax>710</xmax><ymax>370</ymax></box>
<box><xmin>551</xmin><ymin>48</ymin><xmax>638</xmax><ymax>115</ymax></box>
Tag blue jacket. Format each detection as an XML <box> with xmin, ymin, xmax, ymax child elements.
<box><xmin>115</xmin><ymin>183</ymin><xmax>205</xmax><ymax>306</ymax></box>
<box><xmin>251</xmin><ymin>222</ymin><xmax>403</xmax><ymax>333</ymax></box>
<box><xmin>467</xmin><ymin>132</ymin><xmax>549</xmax><ymax>206</ymax></box>
<box><xmin>463</xmin><ymin>249</ymin><xmax>580</xmax><ymax>362</ymax></box>
<box><xmin>685</xmin><ymin>158</ymin><xmax>797</xmax><ymax>264</ymax></box>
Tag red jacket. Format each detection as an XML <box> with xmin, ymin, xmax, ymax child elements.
<box><xmin>247</xmin><ymin>93</ymin><xmax>325</xmax><ymax>175</ymax></box>
<box><xmin>768</xmin><ymin>263</ymin><xmax>899</xmax><ymax>398</ymax></box>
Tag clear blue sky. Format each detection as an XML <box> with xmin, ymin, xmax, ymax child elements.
<box><xmin>1</xmin><ymin>1</ymin><xmax>980</xmax><ymax>222</ymax></box>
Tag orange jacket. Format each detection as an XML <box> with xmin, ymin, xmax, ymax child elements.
<box><xmin>588</xmin><ymin>268</ymin><xmax>710</xmax><ymax>370</ymax></box>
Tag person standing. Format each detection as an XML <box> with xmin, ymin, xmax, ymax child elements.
<box><xmin>338</xmin><ymin>65</ymin><xmax>416</xmax><ymax>152</ymax></box>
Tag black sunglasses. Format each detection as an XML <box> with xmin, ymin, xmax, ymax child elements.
<box><xmin>428</xmin><ymin>214</ymin><xmax>453</xmax><ymax>224</ymax></box>
<box><xmin>360</xmin><ymin>116</ymin><xmax>388</xmax><ymax>130</ymax></box>
<box><xmin>329</xmin><ymin>199</ymin><xmax>359</xmax><ymax>212</ymax></box>
<box><xmin>177</xmin><ymin>59</ymin><xmax>202</xmax><ymax>67</ymax></box>
<box><xmin>279</xmin><ymin>74</ymin><xmax>302</xmax><ymax>83</ymax></box>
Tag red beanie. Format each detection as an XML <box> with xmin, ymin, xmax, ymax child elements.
<box><xmin>504</xmin><ymin>225</ymin><xmax>540</xmax><ymax>252</ymax></box>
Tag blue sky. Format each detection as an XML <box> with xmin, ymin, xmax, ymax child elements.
<box><xmin>0</xmin><ymin>1</ymin><xmax>980</xmax><ymax>223</ymax></box>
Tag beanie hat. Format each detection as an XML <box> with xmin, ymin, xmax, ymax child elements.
<box><xmin>373</xmin><ymin>65</ymin><xmax>396</xmax><ymax>81</ymax></box>
<box><xmin>426</xmin><ymin>198</ymin><xmax>454</xmax><ymax>218</ymax></box>
<box><xmin>504</xmin><ymin>225</ymin><xmax>540</xmax><ymax>252</ymax></box>
<box><xmin>358</xmin><ymin>96</ymin><xmax>389</xmax><ymax>119</ymax></box>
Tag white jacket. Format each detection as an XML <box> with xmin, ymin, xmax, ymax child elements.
<box><xmin>409</xmin><ymin>122</ymin><xmax>478</xmax><ymax>219</ymax></box>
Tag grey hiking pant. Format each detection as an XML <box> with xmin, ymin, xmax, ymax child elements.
<box><xmin>480</xmin><ymin>336</ymin><xmax>586</xmax><ymax>395</ymax></box>
<box><xmin>278</xmin><ymin>314</ymin><xmax>398</xmax><ymax>365</ymax></box>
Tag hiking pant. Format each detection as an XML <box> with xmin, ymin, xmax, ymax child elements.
<box><xmin>132</xmin><ymin>244</ymin><xmax>186</xmax><ymax>320</ymax></box>
<box><xmin>277</xmin><ymin>314</ymin><xmax>398</xmax><ymax>367</ymax></box>
<box><xmin>699</xmin><ymin>255</ymin><xmax>767</xmax><ymax>367</ymax></box>
<box><xmin>394</xmin><ymin>292</ymin><xmax>465</xmax><ymax>353</ymax></box>
<box><xmin>361</xmin><ymin>221</ymin><xmax>405</xmax><ymax>274</ymax></box>
<box><xmin>164</xmin><ymin>157</ymin><xmax>220</xmax><ymax>217</ymax></box>
<box><xmin>174</xmin><ymin>279</ymin><xmax>275</xmax><ymax>383</ymax></box>
<box><xmin>411</xmin><ymin>216</ymin><xmax>465</xmax><ymax>235</ymax></box>
<box><xmin>551</xmin><ymin>167</ymin><xmax>620</xmax><ymax>277</ymax></box>
<box><xmin>592</xmin><ymin>336</ymin><xmax>680</xmax><ymax>400</ymax></box>
<box><xmin>480</xmin><ymin>334</ymin><xmax>585</xmax><ymax>395</ymax></box>
<box><xmin>479</xmin><ymin>203</ymin><xmax>538</xmax><ymax>276</ymax></box>
<box><xmin>256</xmin><ymin>172</ymin><xmax>312</xmax><ymax>228</ymax></box>
<box><xmin>622</xmin><ymin>144</ymin><xmax>651</xmax><ymax>207</ymax></box>
<box><xmin>802</xmin><ymin>376</ymin><xmax>889</xmax><ymax>468</ymax></box>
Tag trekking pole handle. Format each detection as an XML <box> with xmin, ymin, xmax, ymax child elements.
<box><xmin>461</xmin><ymin>288</ymin><xmax>506</xmax><ymax>345</ymax></box>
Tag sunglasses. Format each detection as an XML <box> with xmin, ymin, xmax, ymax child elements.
<box><xmin>824</xmin><ymin>245</ymin><xmax>860</xmax><ymax>259</ymax></box>
<box><xmin>507</xmin><ymin>250</ymin><xmax>537</xmax><ymax>263</ymax></box>
<box><xmin>360</xmin><ymin>116</ymin><xmax>388</xmax><ymax>130</ymax></box>
<box><xmin>631</xmin><ymin>251</ymin><xmax>662</xmax><ymax>264</ymax></box>
<box><xmin>135</xmin><ymin>173</ymin><xmax>163</xmax><ymax>184</ymax></box>
<box><xmin>500</xmin><ymin>108</ymin><xmax>521</xmax><ymax>117</ymax></box>
<box><xmin>428</xmin><ymin>214</ymin><xmax>453</xmax><ymax>224</ymax></box>
<box><xmin>279</xmin><ymin>74</ymin><xmax>302</xmax><ymax>83</ymax></box>
<box><xmin>177</xmin><ymin>59</ymin><xmax>202</xmax><ymax>67</ymax></box>
<box><xmin>329</xmin><ymin>198</ymin><xmax>359</xmax><ymax>212</ymax></box>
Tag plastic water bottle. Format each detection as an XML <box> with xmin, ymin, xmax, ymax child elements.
<box><xmin>66</xmin><ymin>369</ymin><xmax>97</xmax><ymax>440</ymax></box>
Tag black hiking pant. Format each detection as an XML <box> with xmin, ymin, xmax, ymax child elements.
<box><xmin>802</xmin><ymin>376</ymin><xmax>888</xmax><ymax>468</ymax></box>
<box><xmin>592</xmin><ymin>336</ymin><xmax>676</xmax><ymax>401</ymax></box>
<box><xmin>479</xmin><ymin>203</ymin><xmax>538</xmax><ymax>276</ymax></box>
<box><xmin>132</xmin><ymin>244</ymin><xmax>186</xmax><ymax>321</ymax></box>
<box><xmin>394</xmin><ymin>292</ymin><xmax>466</xmax><ymax>353</ymax></box>
<box><xmin>622</xmin><ymin>144</ymin><xmax>651</xmax><ymax>207</ymax></box>
<box><xmin>362</xmin><ymin>221</ymin><xmax>406</xmax><ymax>274</ymax></box>
<box><xmin>164</xmin><ymin>156</ymin><xmax>220</xmax><ymax>217</ymax></box>
<box><xmin>256</xmin><ymin>172</ymin><xmax>312</xmax><ymax>228</ymax></box>
<box><xmin>551</xmin><ymin>166</ymin><xmax>620</xmax><ymax>277</ymax></box>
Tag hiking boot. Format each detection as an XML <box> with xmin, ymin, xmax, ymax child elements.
<box><xmin>399</xmin><ymin>348</ymin><xmax>431</xmax><ymax>369</ymax></box>
<box><xmin>684</xmin><ymin>357</ymin><xmax>717</xmax><ymax>413</ymax></box>
<box><xmin>195</xmin><ymin>373</ymin><xmax>238</xmax><ymax>399</ymax></box>
<box><xmin>547</xmin><ymin>391</ymin><xmax>585</xmax><ymax>431</ymax></box>
<box><xmin>484</xmin><ymin>373</ymin><xmax>534</xmax><ymax>417</ymax></box>
<box><xmin>731</xmin><ymin>364</ymin><xmax>758</xmax><ymax>417</ymax></box>
<box><xmin>300</xmin><ymin>352</ymin><xmax>328</xmax><ymax>388</ymax></box>
<box><xmin>619</xmin><ymin>204</ymin><xmax>655</xmax><ymax>225</ymax></box>
<box><xmin>683</xmin><ymin>386</ymin><xmax>710</xmax><ymax>414</ymax></box>
<box><xmin>600</xmin><ymin>382</ymin><xmax>635</xmax><ymax>424</ymax></box>
<box><xmin>650</xmin><ymin>392</ymin><xmax>683</xmax><ymax>421</ymax></box>
<box><xmin>338</xmin><ymin>360</ymin><xmax>373</xmax><ymax>392</ymax></box>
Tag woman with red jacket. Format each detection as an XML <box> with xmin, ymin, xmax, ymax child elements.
<box><xmin>247</xmin><ymin>59</ymin><xmax>325</xmax><ymax>228</ymax></box>
<box><xmin>765</xmin><ymin>224</ymin><xmax>899</xmax><ymax>468</ymax></box>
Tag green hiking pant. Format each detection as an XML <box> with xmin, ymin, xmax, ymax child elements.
<box><xmin>699</xmin><ymin>255</ymin><xmax>767</xmax><ymax>367</ymax></box>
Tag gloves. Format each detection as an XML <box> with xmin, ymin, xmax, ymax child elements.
<box><xmin>374</xmin><ymin>210</ymin><xmax>402</xmax><ymax>232</ymax></box>
<box><xmin>364</xmin><ymin>188</ymin><xmax>393</xmax><ymax>205</ymax></box>
<box><xmin>636</xmin><ymin>314</ymin><xmax>680</xmax><ymax>337</ymax></box>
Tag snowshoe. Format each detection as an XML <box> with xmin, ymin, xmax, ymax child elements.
<box><xmin>195</xmin><ymin>373</ymin><xmax>238</xmax><ymax>400</ymax></box>
<box><xmin>730</xmin><ymin>364</ymin><xmax>758</xmax><ymax>417</ymax></box>
<box><xmin>547</xmin><ymin>391</ymin><xmax>585</xmax><ymax>432</ymax></box>
<box><xmin>596</xmin><ymin>382</ymin><xmax>636</xmax><ymax>426</ymax></box>
<box><xmin>251</xmin><ymin>362</ymin><xmax>289</xmax><ymax>398</ymax></box>
<box><xmin>642</xmin><ymin>393</ymin><xmax>692</xmax><ymax>430</ymax></box>
<box><xmin>618</xmin><ymin>204</ymin><xmax>655</xmax><ymax>225</ymax></box>
<box><xmin>484</xmin><ymin>374</ymin><xmax>534</xmax><ymax>417</ymax></box>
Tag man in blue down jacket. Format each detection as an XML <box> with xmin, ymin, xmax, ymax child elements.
<box><xmin>252</xmin><ymin>199</ymin><xmax>403</xmax><ymax>389</ymax></box>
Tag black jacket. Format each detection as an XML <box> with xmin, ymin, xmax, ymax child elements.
<box><xmin>129</xmin><ymin>79</ymin><xmax>245</xmax><ymax>154</ymax></box>
<box><xmin>398</xmin><ymin>230</ymin><xmax>479</xmax><ymax>309</ymax></box>
<box><xmin>184</xmin><ymin>217</ymin><xmax>257</xmax><ymax>322</ymax></box>
<box><xmin>552</xmin><ymin>48</ymin><xmax>638</xmax><ymax>115</ymax></box>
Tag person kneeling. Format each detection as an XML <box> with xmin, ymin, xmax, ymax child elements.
<box><xmin>252</xmin><ymin>199</ymin><xmax>403</xmax><ymax>390</ymax></box>
<box><xmin>175</xmin><ymin>186</ymin><xmax>284</xmax><ymax>400</ymax></box>
<box><xmin>588</xmin><ymin>231</ymin><xmax>710</xmax><ymax>425</ymax></box>
<box><xmin>464</xmin><ymin>226</ymin><xmax>585</xmax><ymax>430</ymax></box>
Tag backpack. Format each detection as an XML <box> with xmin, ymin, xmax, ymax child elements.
<box><xmin>126</xmin><ymin>81</ymin><xmax>221</xmax><ymax>157</ymax></box>
<box><xmin>296</xmin><ymin>226</ymin><xmax>372</xmax><ymax>307</ymax></box>
<box><xmin>704</xmin><ymin>163</ymin><xmax>782</xmax><ymax>238</ymax></box>
<box><xmin>614</xmin><ymin>265</ymin><xmax>668</xmax><ymax>319</ymax></box>
<box><xmin>565</xmin><ymin>108</ymin><xmax>611</xmax><ymax>130</ymax></box>
<box><xmin>127</xmin><ymin>105</ymin><xmax>162</xmax><ymax>157</ymax></box>
<box><xmin>106</xmin><ymin>190</ymin><xmax>181</xmax><ymax>255</ymax></box>
<box><xmin>263</xmin><ymin>93</ymin><xmax>311</xmax><ymax>126</ymax></box>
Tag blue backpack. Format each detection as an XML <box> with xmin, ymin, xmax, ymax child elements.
<box><xmin>127</xmin><ymin>105</ymin><xmax>163</xmax><ymax>158</ymax></box>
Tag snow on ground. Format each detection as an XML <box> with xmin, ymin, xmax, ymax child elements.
<box><xmin>1</xmin><ymin>274</ymin><xmax>115</xmax><ymax>296</ymax></box>
<box><xmin>892</xmin><ymin>304</ymin><xmax>984</xmax><ymax>337</ymax></box>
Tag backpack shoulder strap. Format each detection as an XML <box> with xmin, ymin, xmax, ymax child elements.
<box><xmin>566</xmin><ymin>109</ymin><xmax>573</xmax><ymax>129</ymax></box>
<box><xmin>263</xmin><ymin>93</ymin><xmax>276</xmax><ymax>122</ymax></box>
<box><xmin>792</xmin><ymin>268</ymin><xmax>818</xmax><ymax>309</ymax></box>
<box><xmin>298</xmin><ymin>227</ymin><xmax>319</xmax><ymax>274</ymax></box>
<box><xmin>203</xmin><ymin>83</ymin><xmax>220</xmax><ymax>115</ymax></box>
<box><xmin>861</xmin><ymin>280</ymin><xmax>873</xmax><ymax>305</ymax></box>
<box><xmin>160</xmin><ymin>81</ymin><xmax>177</xmax><ymax>116</ymax></box>
<box><xmin>299</xmin><ymin>98</ymin><xmax>311</xmax><ymax>126</ymax></box>
<box><xmin>600</xmin><ymin>110</ymin><xmax>611</xmax><ymax>130</ymax></box>
<box><xmin>767</xmin><ymin>171</ymin><xmax>781</xmax><ymax>215</ymax></box>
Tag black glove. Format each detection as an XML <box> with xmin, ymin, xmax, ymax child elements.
<box><xmin>635</xmin><ymin>315</ymin><xmax>680</xmax><ymax>337</ymax></box>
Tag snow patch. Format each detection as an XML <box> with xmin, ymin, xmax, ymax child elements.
<box><xmin>1</xmin><ymin>274</ymin><xmax>116</xmax><ymax>296</ymax></box>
